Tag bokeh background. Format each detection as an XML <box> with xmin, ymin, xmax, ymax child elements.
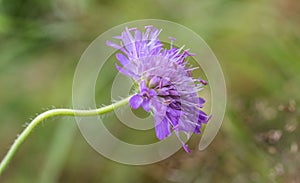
<box><xmin>0</xmin><ymin>0</ymin><xmax>299</xmax><ymax>182</ymax></box>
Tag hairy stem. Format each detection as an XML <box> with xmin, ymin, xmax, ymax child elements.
<box><xmin>0</xmin><ymin>96</ymin><xmax>131</xmax><ymax>176</ymax></box>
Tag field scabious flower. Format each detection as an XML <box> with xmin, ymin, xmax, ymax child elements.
<box><xmin>107</xmin><ymin>26</ymin><xmax>209</xmax><ymax>152</ymax></box>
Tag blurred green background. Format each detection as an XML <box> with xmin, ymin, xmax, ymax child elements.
<box><xmin>0</xmin><ymin>0</ymin><xmax>299</xmax><ymax>182</ymax></box>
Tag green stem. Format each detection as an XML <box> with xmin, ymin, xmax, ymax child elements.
<box><xmin>0</xmin><ymin>96</ymin><xmax>131</xmax><ymax>176</ymax></box>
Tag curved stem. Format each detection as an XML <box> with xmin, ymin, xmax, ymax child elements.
<box><xmin>0</xmin><ymin>96</ymin><xmax>131</xmax><ymax>176</ymax></box>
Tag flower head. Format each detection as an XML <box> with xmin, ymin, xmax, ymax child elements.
<box><xmin>107</xmin><ymin>26</ymin><xmax>209</xmax><ymax>153</ymax></box>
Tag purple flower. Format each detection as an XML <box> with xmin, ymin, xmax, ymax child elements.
<box><xmin>107</xmin><ymin>26</ymin><xmax>209</xmax><ymax>153</ymax></box>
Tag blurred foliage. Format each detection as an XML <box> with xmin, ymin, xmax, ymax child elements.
<box><xmin>0</xmin><ymin>0</ymin><xmax>299</xmax><ymax>182</ymax></box>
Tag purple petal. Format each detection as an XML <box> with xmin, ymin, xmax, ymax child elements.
<box><xmin>193</xmin><ymin>125</ymin><xmax>201</xmax><ymax>134</ymax></box>
<box><xmin>155</xmin><ymin>118</ymin><xmax>171</xmax><ymax>140</ymax></box>
<box><xmin>150</xmin><ymin>97</ymin><xmax>167</xmax><ymax>116</ymax></box>
<box><xmin>116</xmin><ymin>53</ymin><xmax>129</xmax><ymax>66</ymax></box>
<box><xmin>148</xmin><ymin>89</ymin><xmax>157</xmax><ymax>97</ymax></box>
<box><xmin>198</xmin><ymin>97</ymin><xmax>205</xmax><ymax>105</ymax></box>
<box><xmin>168</xmin><ymin>36</ymin><xmax>176</xmax><ymax>42</ymax></box>
<box><xmin>113</xmin><ymin>35</ymin><xmax>122</xmax><ymax>39</ymax></box>
<box><xmin>167</xmin><ymin>108</ymin><xmax>180</xmax><ymax>117</ymax></box>
<box><xmin>169</xmin><ymin>89</ymin><xmax>179</xmax><ymax>96</ymax></box>
<box><xmin>106</xmin><ymin>40</ymin><xmax>121</xmax><ymax>49</ymax></box>
<box><xmin>149</xmin><ymin>76</ymin><xmax>160</xmax><ymax>88</ymax></box>
<box><xmin>106</xmin><ymin>41</ymin><xmax>129</xmax><ymax>56</ymax></box>
<box><xmin>139</xmin><ymin>80</ymin><xmax>147</xmax><ymax>91</ymax></box>
<box><xmin>198</xmin><ymin>110</ymin><xmax>208</xmax><ymax>123</ymax></box>
<box><xmin>115</xmin><ymin>64</ymin><xmax>138</xmax><ymax>79</ymax></box>
<box><xmin>166</xmin><ymin>112</ymin><xmax>179</xmax><ymax>127</ymax></box>
<box><xmin>174</xmin><ymin>131</ymin><xmax>191</xmax><ymax>153</ymax></box>
<box><xmin>157</xmin><ymin>87</ymin><xmax>169</xmax><ymax>96</ymax></box>
<box><xmin>142</xmin><ymin>100</ymin><xmax>150</xmax><ymax>112</ymax></box>
<box><xmin>129</xmin><ymin>94</ymin><xmax>143</xmax><ymax>109</ymax></box>
<box><xmin>200</xmin><ymin>79</ymin><xmax>208</xmax><ymax>85</ymax></box>
<box><xmin>123</xmin><ymin>28</ymin><xmax>137</xmax><ymax>58</ymax></box>
<box><xmin>183</xmin><ymin>144</ymin><xmax>191</xmax><ymax>153</ymax></box>
<box><xmin>169</xmin><ymin>101</ymin><xmax>181</xmax><ymax>110</ymax></box>
<box><xmin>134</xmin><ymin>29</ymin><xmax>142</xmax><ymax>41</ymax></box>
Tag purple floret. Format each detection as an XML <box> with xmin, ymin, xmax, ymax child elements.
<box><xmin>107</xmin><ymin>26</ymin><xmax>209</xmax><ymax>153</ymax></box>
